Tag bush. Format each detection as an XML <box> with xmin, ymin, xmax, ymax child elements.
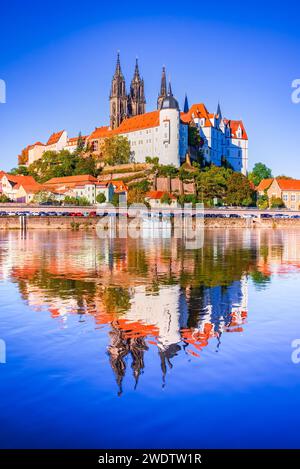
<box><xmin>0</xmin><ymin>194</ymin><xmax>12</xmax><ymax>203</ymax></box>
<box><xmin>64</xmin><ymin>196</ymin><xmax>91</xmax><ymax>206</ymax></box>
<box><xmin>270</xmin><ymin>197</ymin><xmax>285</xmax><ymax>208</ymax></box>
<box><xmin>96</xmin><ymin>193</ymin><xmax>106</xmax><ymax>204</ymax></box>
<box><xmin>160</xmin><ymin>193</ymin><xmax>172</xmax><ymax>205</ymax></box>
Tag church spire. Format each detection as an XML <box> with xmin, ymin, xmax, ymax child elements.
<box><xmin>168</xmin><ymin>81</ymin><xmax>173</xmax><ymax>96</ymax></box>
<box><xmin>110</xmin><ymin>52</ymin><xmax>128</xmax><ymax>129</ymax></box>
<box><xmin>114</xmin><ymin>51</ymin><xmax>123</xmax><ymax>77</ymax></box>
<box><xmin>134</xmin><ymin>57</ymin><xmax>140</xmax><ymax>79</ymax></box>
<box><xmin>216</xmin><ymin>101</ymin><xmax>222</xmax><ymax>119</ymax></box>
<box><xmin>128</xmin><ymin>57</ymin><xmax>146</xmax><ymax>118</ymax></box>
<box><xmin>157</xmin><ymin>66</ymin><xmax>167</xmax><ymax>109</ymax></box>
<box><xmin>183</xmin><ymin>94</ymin><xmax>189</xmax><ymax>113</ymax></box>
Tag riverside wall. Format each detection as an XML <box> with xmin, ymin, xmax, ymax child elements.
<box><xmin>1</xmin><ymin>216</ymin><xmax>300</xmax><ymax>230</ymax></box>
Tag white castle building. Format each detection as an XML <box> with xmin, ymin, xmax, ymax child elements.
<box><xmin>21</xmin><ymin>55</ymin><xmax>248</xmax><ymax>174</ymax></box>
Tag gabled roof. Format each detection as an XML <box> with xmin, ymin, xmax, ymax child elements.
<box><xmin>4</xmin><ymin>174</ymin><xmax>38</xmax><ymax>186</ymax></box>
<box><xmin>256</xmin><ymin>178</ymin><xmax>274</xmax><ymax>192</ymax></box>
<box><xmin>89</xmin><ymin>126</ymin><xmax>113</xmax><ymax>140</ymax></box>
<box><xmin>146</xmin><ymin>191</ymin><xmax>176</xmax><ymax>200</ymax></box>
<box><xmin>15</xmin><ymin>182</ymin><xmax>43</xmax><ymax>194</ymax></box>
<box><xmin>276</xmin><ymin>179</ymin><xmax>300</xmax><ymax>191</ymax></box>
<box><xmin>67</xmin><ymin>136</ymin><xmax>88</xmax><ymax>145</ymax></box>
<box><xmin>181</xmin><ymin>103</ymin><xmax>212</xmax><ymax>127</ymax></box>
<box><xmin>104</xmin><ymin>180</ymin><xmax>128</xmax><ymax>192</ymax></box>
<box><xmin>47</xmin><ymin>130</ymin><xmax>65</xmax><ymax>146</ymax></box>
<box><xmin>224</xmin><ymin>119</ymin><xmax>248</xmax><ymax>140</ymax></box>
<box><xmin>44</xmin><ymin>175</ymin><xmax>98</xmax><ymax>185</ymax></box>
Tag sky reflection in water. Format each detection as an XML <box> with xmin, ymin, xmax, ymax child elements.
<box><xmin>0</xmin><ymin>229</ymin><xmax>300</xmax><ymax>448</ymax></box>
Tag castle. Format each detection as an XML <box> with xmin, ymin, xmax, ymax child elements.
<box><xmin>22</xmin><ymin>53</ymin><xmax>248</xmax><ymax>174</ymax></box>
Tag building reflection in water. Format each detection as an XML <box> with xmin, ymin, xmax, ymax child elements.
<box><xmin>1</xmin><ymin>228</ymin><xmax>299</xmax><ymax>393</ymax></box>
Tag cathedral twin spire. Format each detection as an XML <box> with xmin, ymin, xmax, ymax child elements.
<box><xmin>110</xmin><ymin>53</ymin><xmax>146</xmax><ymax>129</ymax></box>
<box><xmin>109</xmin><ymin>53</ymin><xmax>184</xmax><ymax>129</ymax></box>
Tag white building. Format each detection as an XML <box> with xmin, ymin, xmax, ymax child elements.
<box><xmin>181</xmin><ymin>103</ymin><xmax>248</xmax><ymax>175</ymax></box>
<box><xmin>88</xmin><ymin>92</ymin><xmax>188</xmax><ymax>168</ymax></box>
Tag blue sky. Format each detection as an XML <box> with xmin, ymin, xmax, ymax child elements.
<box><xmin>1</xmin><ymin>1</ymin><xmax>300</xmax><ymax>175</ymax></box>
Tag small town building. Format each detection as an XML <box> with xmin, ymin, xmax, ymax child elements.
<box><xmin>0</xmin><ymin>173</ymin><xmax>39</xmax><ymax>200</ymax></box>
<box><xmin>266</xmin><ymin>178</ymin><xmax>300</xmax><ymax>210</ymax></box>
<box><xmin>145</xmin><ymin>191</ymin><xmax>178</xmax><ymax>208</ymax></box>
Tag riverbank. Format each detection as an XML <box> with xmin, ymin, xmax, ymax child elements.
<box><xmin>1</xmin><ymin>216</ymin><xmax>300</xmax><ymax>230</ymax></box>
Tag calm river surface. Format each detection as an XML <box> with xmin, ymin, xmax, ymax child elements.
<box><xmin>0</xmin><ymin>229</ymin><xmax>300</xmax><ymax>448</ymax></box>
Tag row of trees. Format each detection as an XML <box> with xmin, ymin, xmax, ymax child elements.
<box><xmin>14</xmin><ymin>135</ymin><xmax>132</xmax><ymax>183</ymax></box>
<box><xmin>127</xmin><ymin>164</ymin><xmax>255</xmax><ymax>207</ymax></box>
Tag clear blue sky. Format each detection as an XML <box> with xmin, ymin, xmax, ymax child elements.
<box><xmin>1</xmin><ymin>1</ymin><xmax>300</xmax><ymax>175</ymax></box>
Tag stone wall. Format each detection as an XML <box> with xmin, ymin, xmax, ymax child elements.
<box><xmin>1</xmin><ymin>216</ymin><xmax>300</xmax><ymax>230</ymax></box>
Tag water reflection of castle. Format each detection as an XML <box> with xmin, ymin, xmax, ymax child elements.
<box><xmin>2</xmin><ymin>229</ymin><xmax>299</xmax><ymax>393</ymax></box>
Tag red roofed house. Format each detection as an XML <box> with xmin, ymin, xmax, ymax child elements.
<box><xmin>266</xmin><ymin>178</ymin><xmax>300</xmax><ymax>210</ymax></box>
<box><xmin>145</xmin><ymin>191</ymin><xmax>178</xmax><ymax>208</ymax></box>
<box><xmin>0</xmin><ymin>173</ymin><xmax>40</xmax><ymax>200</ymax></box>
<box><xmin>256</xmin><ymin>178</ymin><xmax>274</xmax><ymax>196</ymax></box>
<box><xmin>43</xmin><ymin>175</ymin><xmax>114</xmax><ymax>204</ymax></box>
<box><xmin>14</xmin><ymin>181</ymin><xmax>44</xmax><ymax>203</ymax></box>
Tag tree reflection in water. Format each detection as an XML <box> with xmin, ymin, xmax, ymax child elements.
<box><xmin>1</xmin><ymin>228</ymin><xmax>297</xmax><ymax>393</ymax></box>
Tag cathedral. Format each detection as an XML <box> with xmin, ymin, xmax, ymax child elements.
<box><xmin>110</xmin><ymin>53</ymin><xmax>146</xmax><ymax>129</ymax></box>
<box><xmin>109</xmin><ymin>53</ymin><xmax>168</xmax><ymax>129</ymax></box>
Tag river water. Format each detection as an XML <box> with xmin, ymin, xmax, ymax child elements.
<box><xmin>0</xmin><ymin>229</ymin><xmax>299</xmax><ymax>448</ymax></box>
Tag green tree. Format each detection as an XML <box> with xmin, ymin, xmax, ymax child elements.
<box><xmin>225</xmin><ymin>172</ymin><xmax>255</xmax><ymax>206</ymax></box>
<box><xmin>74</xmin><ymin>155</ymin><xmax>97</xmax><ymax>176</ymax></box>
<box><xmin>145</xmin><ymin>156</ymin><xmax>159</xmax><ymax>166</ymax></box>
<box><xmin>10</xmin><ymin>166</ymin><xmax>29</xmax><ymax>176</ymax></box>
<box><xmin>249</xmin><ymin>162</ymin><xmax>273</xmax><ymax>187</ymax></box>
<box><xmin>188</xmin><ymin>125</ymin><xmax>202</xmax><ymax>147</ymax></box>
<box><xmin>157</xmin><ymin>164</ymin><xmax>178</xmax><ymax>178</ymax></box>
<box><xmin>28</xmin><ymin>150</ymin><xmax>75</xmax><ymax>182</ymax></box>
<box><xmin>270</xmin><ymin>197</ymin><xmax>284</xmax><ymax>208</ymax></box>
<box><xmin>102</xmin><ymin>136</ymin><xmax>131</xmax><ymax>166</ymax></box>
<box><xmin>257</xmin><ymin>194</ymin><xmax>269</xmax><ymax>210</ymax></box>
<box><xmin>160</xmin><ymin>193</ymin><xmax>172</xmax><ymax>205</ymax></box>
<box><xmin>195</xmin><ymin>165</ymin><xmax>229</xmax><ymax>205</ymax></box>
<box><xmin>0</xmin><ymin>194</ymin><xmax>11</xmax><ymax>203</ymax></box>
<box><xmin>96</xmin><ymin>192</ymin><xmax>106</xmax><ymax>204</ymax></box>
<box><xmin>75</xmin><ymin>132</ymin><xmax>85</xmax><ymax>155</ymax></box>
<box><xmin>63</xmin><ymin>196</ymin><xmax>91</xmax><ymax>206</ymax></box>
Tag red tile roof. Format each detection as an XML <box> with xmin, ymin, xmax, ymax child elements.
<box><xmin>47</xmin><ymin>130</ymin><xmax>65</xmax><ymax>146</ymax></box>
<box><xmin>277</xmin><ymin>179</ymin><xmax>300</xmax><ymax>191</ymax></box>
<box><xmin>181</xmin><ymin>103</ymin><xmax>212</xmax><ymax>127</ymax></box>
<box><xmin>5</xmin><ymin>174</ymin><xmax>38</xmax><ymax>185</ymax></box>
<box><xmin>256</xmin><ymin>178</ymin><xmax>274</xmax><ymax>192</ymax></box>
<box><xmin>224</xmin><ymin>119</ymin><xmax>248</xmax><ymax>140</ymax></box>
<box><xmin>15</xmin><ymin>183</ymin><xmax>43</xmax><ymax>193</ymax></box>
<box><xmin>67</xmin><ymin>136</ymin><xmax>87</xmax><ymax>144</ymax></box>
<box><xmin>117</xmin><ymin>111</ymin><xmax>160</xmax><ymax>133</ymax></box>
<box><xmin>146</xmin><ymin>191</ymin><xmax>176</xmax><ymax>200</ymax></box>
<box><xmin>89</xmin><ymin>126</ymin><xmax>113</xmax><ymax>140</ymax></box>
<box><xmin>44</xmin><ymin>175</ymin><xmax>98</xmax><ymax>186</ymax></box>
<box><xmin>104</xmin><ymin>180</ymin><xmax>128</xmax><ymax>192</ymax></box>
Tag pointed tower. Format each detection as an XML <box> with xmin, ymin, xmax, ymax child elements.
<box><xmin>216</xmin><ymin>102</ymin><xmax>222</xmax><ymax>119</ymax></box>
<box><xmin>109</xmin><ymin>52</ymin><xmax>128</xmax><ymax>129</ymax></box>
<box><xmin>157</xmin><ymin>66</ymin><xmax>167</xmax><ymax>109</ymax></box>
<box><xmin>183</xmin><ymin>94</ymin><xmax>189</xmax><ymax>113</ymax></box>
<box><xmin>128</xmin><ymin>58</ymin><xmax>146</xmax><ymax>117</ymax></box>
